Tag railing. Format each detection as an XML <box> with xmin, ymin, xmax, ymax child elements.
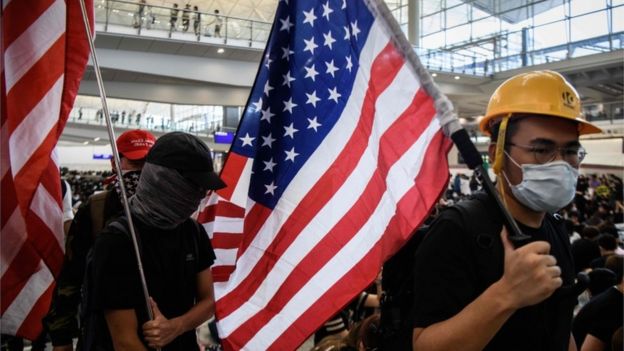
<box><xmin>583</xmin><ymin>101</ymin><xmax>624</xmax><ymax>124</ymax></box>
<box><xmin>95</xmin><ymin>0</ymin><xmax>272</xmax><ymax>49</ymax></box>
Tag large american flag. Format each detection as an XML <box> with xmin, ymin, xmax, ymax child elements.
<box><xmin>196</xmin><ymin>0</ymin><xmax>454</xmax><ymax>349</ymax></box>
<box><xmin>1</xmin><ymin>0</ymin><xmax>93</xmax><ymax>339</ymax></box>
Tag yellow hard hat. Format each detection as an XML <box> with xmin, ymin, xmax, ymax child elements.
<box><xmin>479</xmin><ymin>70</ymin><xmax>602</xmax><ymax>136</ymax></box>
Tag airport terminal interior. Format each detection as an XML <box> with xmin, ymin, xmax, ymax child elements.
<box><xmin>61</xmin><ymin>0</ymin><xmax>623</xmax><ymax>178</ymax></box>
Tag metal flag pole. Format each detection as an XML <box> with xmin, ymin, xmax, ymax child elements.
<box><xmin>78</xmin><ymin>0</ymin><xmax>156</xmax><ymax>327</ymax></box>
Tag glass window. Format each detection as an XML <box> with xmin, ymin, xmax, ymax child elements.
<box><xmin>532</xmin><ymin>21</ymin><xmax>567</xmax><ymax>49</ymax></box>
<box><xmin>445</xmin><ymin>24</ymin><xmax>471</xmax><ymax>45</ymax></box>
<box><xmin>471</xmin><ymin>5</ymin><xmax>489</xmax><ymax>21</ymax></box>
<box><xmin>570</xmin><ymin>0</ymin><xmax>605</xmax><ymax>16</ymax></box>
<box><xmin>532</xmin><ymin>2</ymin><xmax>566</xmax><ymax>26</ymax></box>
<box><xmin>421</xmin><ymin>0</ymin><xmax>442</xmax><ymax>16</ymax></box>
<box><xmin>571</xmin><ymin>11</ymin><xmax>608</xmax><ymax>41</ymax></box>
<box><xmin>446</xmin><ymin>4</ymin><xmax>469</xmax><ymax>28</ymax></box>
<box><xmin>422</xmin><ymin>13</ymin><xmax>442</xmax><ymax>35</ymax></box>
<box><xmin>421</xmin><ymin>31</ymin><xmax>446</xmax><ymax>49</ymax></box>
<box><xmin>472</xmin><ymin>17</ymin><xmax>499</xmax><ymax>38</ymax></box>
<box><xmin>613</xmin><ymin>0</ymin><xmax>624</xmax><ymax>6</ymax></box>
<box><xmin>613</xmin><ymin>6</ymin><xmax>624</xmax><ymax>32</ymax></box>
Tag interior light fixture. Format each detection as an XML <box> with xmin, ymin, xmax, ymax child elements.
<box><xmin>83</xmin><ymin>141</ymin><xmax>89</xmax><ymax>145</ymax></box>
<box><xmin>454</xmin><ymin>75</ymin><xmax>460</xmax><ymax>80</ymax></box>
<box><xmin>217</xmin><ymin>48</ymin><xmax>225</xmax><ymax>54</ymax></box>
<box><xmin>431</xmin><ymin>73</ymin><xmax>438</xmax><ymax>77</ymax></box>
<box><xmin>94</xmin><ymin>137</ymin><xmax>101</xmax><ymax>141</ymax></box>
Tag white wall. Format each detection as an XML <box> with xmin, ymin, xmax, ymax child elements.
<box><xmin>58</xmin><ymin>145</ymin><xmax>113</xmax><ymax>171</ymax></box>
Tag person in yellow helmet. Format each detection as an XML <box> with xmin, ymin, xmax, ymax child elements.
<box><xmin>411</xmin><ymin>70</ymin><xmax>602</xmax><ymax>351</ymax></box>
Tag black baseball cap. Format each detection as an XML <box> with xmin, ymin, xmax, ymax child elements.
<box><xmin>146</xmin><ymin>132</ymin><xmax>226</xmax><ymax>190</ymax></box>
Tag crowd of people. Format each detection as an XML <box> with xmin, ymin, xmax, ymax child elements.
<box><xmin>130</xmin><ymin>0</ymin><xmax>222</xmax><ymax>39</ymax></box>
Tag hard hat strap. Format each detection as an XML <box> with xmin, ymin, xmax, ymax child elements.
<box><xmin>492</xmin><ymin>114</ymin><xmax>510</xmax><ymax>175</ymax></box>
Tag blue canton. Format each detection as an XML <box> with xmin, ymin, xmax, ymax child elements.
<box><xmin>232</xmin><ymin>0</ymin><xmax>375</xmax><ymax>209</ymax></box>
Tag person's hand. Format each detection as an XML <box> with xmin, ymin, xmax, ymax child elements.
<box><xmin>52</xmin><ymin>346</ymin><xmax>73</xmax><ymax>351</ymax></box>
<box><xmin>142</xmin><ymin>298</ymin><xmax>183</xmax><ymax>349</ymax></box>
<box><xmin>496</xmin><ymin>228</ymin><xmax>562</xmax><ymax>310</ymax></box>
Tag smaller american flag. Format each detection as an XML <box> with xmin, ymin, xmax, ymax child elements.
<box><xmin>197</xmin><ymin>0</ymin><xmax>454</xmax><ymax>349</ymax></box>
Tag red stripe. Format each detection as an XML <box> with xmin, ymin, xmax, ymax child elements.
<box><xmin>216</xmin><ymin>41</ymin><xmax>404</xmax><ymax>319</ymax></box>
<box><xmin>199</xmin><ymin>202</ymin><xmax>246</xmax><ymax>223</ymax></box>
<box><xmin>217</xmin><ymin>153</ymin><xmax>249</xmax><ymax>201</ymax></box>
<box><xmin>267</xmin><ymin>131</ymin><xmax>451</xmax><ymax>350</ymax></box>
<box><xmin>211</xmin><ymin>265</ymin><xmax>236</xmax><ymax>282</ymax></box>
<box><xmin>223</xmin><ymin>90</ymin><xmax>436</xmax><ymax>346</ymax></box>
<box><xmin>1</xmin><ymin>245</ymin><xmax>42</xmax><ymax>315</ymax></box>
<box><xmin>2</xmin><ymin>0</ymin><xmax>57</xmax><ymax>48</ymax></box>
<box><xmin>15</xmin><ymin>280</ymin><xmax>55</xmax><ymax>340</ymax></box>
<box><xmin>5</xmin><ymin>36</ymin><xmax>65</xmax><ymax>133</ymax></box>
<box><xmin>211</xmin><ymin>233</ymin><xmax>244</xmax><ymax>250</ymax></box>
<box><xmin>1</xmin><ymin>171</ymin><xmax>19</xmax><ymax>228</ymax></box>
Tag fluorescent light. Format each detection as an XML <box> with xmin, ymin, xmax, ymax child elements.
<box><xmin>431</xmin><ymin>73</ymin><xmax>437</xmax><ymax>77</ymax></box>
<box><xmin>94</xmin><ymin>137</ymin><xmax>101</xmax><ymax>141</ymax></box>
<box><xmin>217</xmin><ymin>48</ymin><xmax>225</xmax><ymax>54</ymax></box>
<box><xmin>83</xmin><ymin>141</ymin><xmax>89</xmax><ymax>145</ymax></box>
<box><xmin>454</xmin><ymin>75</ymin><xmax>460</xmax><ymax>80</ymax></box>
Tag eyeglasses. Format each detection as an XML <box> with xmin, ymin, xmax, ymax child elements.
<box><xmin>507</xmin><ymin>142</ymin><xmax>587</xmax><ymax>167</ymax></box>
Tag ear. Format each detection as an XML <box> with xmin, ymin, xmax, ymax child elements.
<box><xmin>487</xmin><ymin>143</ymin><xmax>497</xmax><ymax>165</ymax></box>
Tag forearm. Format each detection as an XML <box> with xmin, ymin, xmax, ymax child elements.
<box><xmin>172</xmin><ymin>296</ymin><xmax>215</xmax><ymax>334</ymax></box>
<box><xmin>413</xmin><ymin>281</ymin><xmax>515</xmax><ymax>351</ymax></box>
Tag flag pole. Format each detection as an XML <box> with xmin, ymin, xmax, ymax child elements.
<box><xmin>78</xmin><ymin>0</ymin><xmax>157</xmax><ymax>327</ymax></box>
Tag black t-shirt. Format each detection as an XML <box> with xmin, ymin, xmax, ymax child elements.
<box><xmin>412</xmin><ymin>199</ymin><xmax>576</xmax><ymax>351</ymax></box>
<box><xmin>573</xmin><ymin>286</ymin><xmax>623</xmax><ymax>350</ymax></box>
<box><xmin>92</xmin><ymin>217</ymin><xmax>216</xmax><ymax>350</ymax></box>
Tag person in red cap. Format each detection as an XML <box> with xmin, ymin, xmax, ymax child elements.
<box><xmin>43</xmin><ymin>129</ymin><xmax>156</xmax><ymax>351</ymax></box>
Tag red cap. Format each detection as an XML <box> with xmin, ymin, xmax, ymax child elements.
<box><xmin>116</xmin><ymin>129</ymin><xmax>156</xmax><ymax>160</ymax></box>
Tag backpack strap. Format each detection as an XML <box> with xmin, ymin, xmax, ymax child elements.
<box><xmin>89</xmin><ymin>191</ymin><xmax>110</xmax><ymax>239</ymax></box>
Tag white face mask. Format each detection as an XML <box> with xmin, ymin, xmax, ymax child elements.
<box><xmin>503</xmin><ymin>151</ymin><xmax>579</xmax><ymax>213</ymax></box>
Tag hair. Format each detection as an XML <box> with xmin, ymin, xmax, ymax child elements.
<box><xmin>605</xmin><ymin>254</ymin><xmax>623</xmax><ymax>283</ymax></box>
<box><xmin>571</xmin><ymin>239</ymin><xmax>601</xmax><ymax>273</ymax></box>
<box><xmin>358</xmin><ymin>314</ymin><xmax>380</xmax><ymax>351</ymax></box>
<box><xmin>581</xmin><ymin>226</ymin><xmax>601</xmax><ymax>240</ymax></box>
<box><xmin>597</xmin><ymin>234</ymin><xmax>618</xmax><ymax>251</ymax></box>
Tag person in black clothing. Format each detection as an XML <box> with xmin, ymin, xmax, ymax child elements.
<box><xmin>573</xmin><ymin>255</ymin><xmax>623</xmax><ymax>351</ymax></box>
<box><xmin>43</xmin><ymin>130</ymin><xmax>155</xmax><ymax>351</ymax></box>
<box><xmin>91</xmin><ymin>132</ymin><xmax>226</xmax><ymax>350</ymax></box>
<box><xmin>193</xmin><ymin>6</ymin><xmax>201</xmax><ymax>37</ymax></box>
<box><xmin>182</xmin><ymin>4</ymin><xmax>191</xmax><ymax>32</ymax></box>
<box><xmin>412</xmin><ymin>71</ymin><xmax>603</xmax><ymax>351</ymax></box>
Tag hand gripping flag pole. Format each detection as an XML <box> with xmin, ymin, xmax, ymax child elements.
<box><xmin>77</xmin><ymin>0</ymin><xmax>158</xmax><ymax>339</ymax></box>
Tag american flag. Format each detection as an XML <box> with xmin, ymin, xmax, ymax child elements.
<box><xmin>1</xmin><ymin>0</ymin><xmax>93</xmax><ymax>339</ymax></box>
<box><xmin>196</xmin><ymin>0</ymin><xmax>454</xmax><ymax>349</ymax></box>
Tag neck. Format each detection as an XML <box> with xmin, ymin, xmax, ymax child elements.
<box><xmin>498</xmin><ymin>178</ymin><xmax>545</xmax><ymax>228</ymax></box>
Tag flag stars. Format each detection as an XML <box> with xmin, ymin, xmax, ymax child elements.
<box><xmin>261</xmin><ymin>133</ymin><xmax>276</xmax><ymax>148</ymax></box>
<box><xmin>323</xmin><ymin>31</ymin><xmax>336</xmax><ymax>50</ymax></box>
<box><xmin>239</xmin><ymin>133</ymin><xmax>255</xmax><ymax>147</ymax></box>
<box><xmin>304</xmin><ymin>64</ymin><xmax>319</xmax><ymax>82</ymax></box>
<box><xmin>285</xmin><ymin>147</ymin><xmax>300</xmax><ymax>162</ymax></box>
<box><xmin>322</xmin><ymin>2</ymin><xmax>334</xmax><ymax>20</ymax></box>
<box><xmin>261</xmin><ymin>107</ymin><xmax>275</xmax><ymax>123</ymax></box>
<box><xmin>305</xmin><ymin>90</ymin><xmax>321</xmax><ymax>107</ymax></box>
<box><xmin>325</xmin><ymin>60</ymin><xmax>339</xmax><ymax>78</ymax></box>
<box><xmin>343</xmin><ymin>26</ymin><xmax>350</xmax><ymax>40</ymax></box>
<box><xmin>279</xmin><ymin>16</ymin><xmax>294</xmax><ymax>32</ymax></box>
<box><xmin>302</xmin><ymin>8</ymin><xmax>317</xmax><ymax>27</ymax></box>
<box><xmin>282</xmin><ymin>46</ymin><xmax>294</xmax><ymax>60</ymax></box>
<box><xmin>264</xmin><ymin>181</ymin><xmax>278</xmax><ymax>196</ymax></box>
<box><xmin>264</xmin><ymin>55</ymin><xmax>273</xmax><ymax>69</ymax></box>
<box><xmin>282</xmin><ymin>70</ymin><xmax>296</xmax><ymax>87</ymax></box>
<box><xmin>252</xmin><ymin>97</ymin><xmax>263</xmax><ymax>111</ymax></box>
<box><xmin>346</xmin><ymin>55</ymin><xmax>353</xmax><ymax>72</ymax></box>
<box><xmin>264</xmin><ymin>81</ymin><xmax>274</xmax><ymax>96</ymax></box>
<box><xmin>283</xmin><ymin>97</ymin><xmax>298</xmax><ymax>113</ymax></box>
<box><xmin>328</xmin><ymin>87</ymin><xmax>341</xmax><ymax>103</ymax></box>
<box><xmin>307</xmin><ymin>116</ymin><xmax>322</xmax><ymax>132</ymax></box>
<box><xmin>284</xmin><ymin>122</ymin><xmax>299</xmax><ymax>139</ymax></box>
<box><xmin>263</xmin><ymin>158</ymin><xmax>277</xmax><ymax>172</ymax></box>
<box><xmin>341</xmin><ymin>0</ymin><xmax>346</xmax><ymax>9</ymax></box>
<box><xmin>351</xmin><ymin>21</ymin><xmax>361</xmax><ymax>40</ymax></box>
<box><xmin>303</xmin><ymin>36</ymin><xmax>319</xmax><ymax>54</ymax></box>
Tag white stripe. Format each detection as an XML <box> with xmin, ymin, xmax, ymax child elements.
<box><xmin>213</xmin><ymin>217</ymin><xmax>245</xmax><ymax>234</ymax></box>
<box><xmin>1</xmin><ymin>262</ymin><xmax>54</xmax><ymax>334</ymax></box>
<box><xmin>218</xmin><ymin>62</ymin><xmax>421</xmax><ymax>336</ymax></box>
<box><xmin>3</xmin><ymin>0</ymin><xmax>65</xmax><ymax>92</ymax></box>
<box><xmin>30</xmin><ymin>183</ymin><xmax>64</xmax><ymax>249</ymax></box>
<box><xmin>1</xmin><ymin>123</ymin><xmax>10</xmax><ymax>179</ymax></box>
<box><xmin>9</xmin><ymin>76</ymin><xmax>64</xmax><ymax>175</ymax></box>
<box><xmin>0</xmin><ymin>209</ymin><xmax>27</xmax><ymax>277</ymax></box>
<box><xmin>2</xmin><ymin>0</ymin><xmax>13</xmax><ymax>10</ymax></box>
<box><xmin>229</xmin><ymin>159</ymin><xmax>254</xmax><ymax>208</ymax></box>
<box><xmin>245</xmin><ymin>120</ymin><xmax>443</xmax><ymax>349</ymax></box>
<box><xmin>214</xmin><ymin>248</ymin><xmax>238</xmax><ymax>266</ymax></box>
<box><xmin>216</xmin><ymin>19</ymin><xmax>390</xmax><ymax>302</ymax></box>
